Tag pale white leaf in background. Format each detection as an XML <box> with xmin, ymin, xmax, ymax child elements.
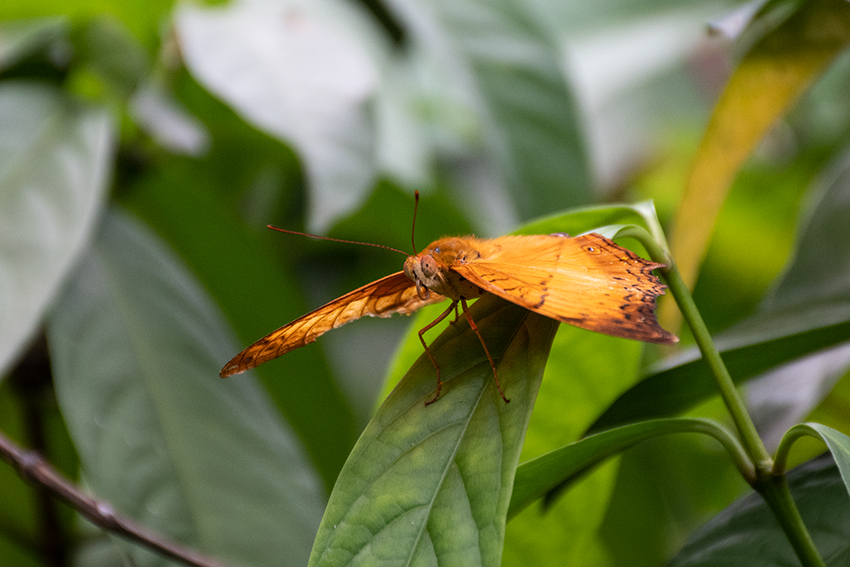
<box><xmin>176</xmin><ymin>0</ymin><xmax>386</xmax><ymax>231</ymax></box>
<box><xmin>130</xmin><ymin>83</ymin><xmax>211</xmax><ymax>156</ymax></box>
<box><xmin>561</xmin><ymin>7</ymin><xmax>725</xmax><ymax>189</ymax></box>
<box><xmin>748</xmin><ymin>343</ymin><xmax>850</xmax><ymax>451</ymax></box>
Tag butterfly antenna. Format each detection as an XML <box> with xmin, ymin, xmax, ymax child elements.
<box><xmin>411</xmin><ymin>190</ymin><xmax>420</xmax><ymax>254</ymax></box>
<box><xmin>266</xmin><ymin>226</ymin><xmax>408</xmax><ymax>256</ymax></box>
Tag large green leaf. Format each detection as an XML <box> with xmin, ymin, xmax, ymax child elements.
<box><xmin>760</xmin><ymin>144</ymin><xmax>850</xmax><ymax>314</ymax></box>
<box><xmin>47</xmin><ymin>209</ymin><xmax>325</xmax><ymax>567</ymax></box>
<box><xmin>175</xmin><ymin>0</ymin><xmax>388</xmax><ymax>232</ymax></box>
<box><xmin>0</xmin><ymin>81</ymin><xmax>113</xmax><ymax>376</ymax></box>
<box><xmin>309</xmin><ymin>294</ymin><xmax>559</xmax><ymax>566</ymax></box>
<box><xmin>667</xmin><ymin>453</ymin><xmax>850</xmax><ymax>566</ymax></box>
<box><xmin>379</xmin><ymin>203</ymin><xmax>670</xmax><ymax>565</ymax></box>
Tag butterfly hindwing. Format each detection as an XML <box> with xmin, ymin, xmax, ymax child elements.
<box><xmin>220</xmin><ymin>271</ymin><xmax>446</xmax><ymax>377</ymax></box>
<box><xmin>450</xmin><ymin>233</ymin><xmax>677</xmax><ymax>344</ymax></box>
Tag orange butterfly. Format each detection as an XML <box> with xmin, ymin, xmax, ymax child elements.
<box><xmin>221</xmin><ymin>229</ymin><xmax>677</xmax><ymax>404</ymax></box>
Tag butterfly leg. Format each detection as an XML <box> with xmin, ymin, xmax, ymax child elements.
<box><xmin>420</xmin><ymin>300</ymin><xmax>460</xmax><ymax>405</ymax></box>
<box><xmin>449</xmin><ymin>302</ymin><xmax>461</xmax><ymax>324</ymax></box>
<box><xmin>460</xmin><ymin>298</ymin><xmax>509</xmax><ymax>404</ymax></box>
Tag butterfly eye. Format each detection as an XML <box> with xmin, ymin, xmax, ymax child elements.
<box><xmin>420</xmin><ymin>256</ymin><xmax>437</xmax><ymax>278</ymax></box>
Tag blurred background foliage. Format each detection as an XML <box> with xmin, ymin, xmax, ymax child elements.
<box><xmin>1</xmin><ymin>0</ymin><xmax>850</xmax><ymax>565</ymax></box>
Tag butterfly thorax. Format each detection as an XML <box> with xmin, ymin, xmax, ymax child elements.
<box><xmin>403</xmin><ymin>237</ymin><xmax>488</xmax><ymax>302</ymax></box>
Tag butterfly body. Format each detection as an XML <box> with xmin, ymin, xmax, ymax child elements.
<box><xmin>221</xmin><ymin>232</ymin><xmax>677</xmax><ymax>400</ymax></box>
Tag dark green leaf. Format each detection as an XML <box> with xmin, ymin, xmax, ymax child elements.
<box><xmin>379</xmin><ymin>203</ymin><xmax>663</xmax><ymax>564</ymax></box>
<box><xmin>48</xmin><ymin>209</ymin><xmax>326</xmax><ymax>567</ymax></box>
<box><xmin>0</xmin><ymin>81</ymin><xmax>113</xmax><ymax>375</ymax></box>
<box><xmin>0</xmin><ymin>17</ymin><xmax>67</xmax><ymax>71</ymax></box>
<box><xmin>309</xmin><ymin>294</ymin><xmax>559</xmax><ymax>566</ymax></box>
<box><xmin>71</xmin><ymin>17</ymin><xmax>149</xmax><ymax>98</ymax></box>
<box><xmin>761</xmin><ymin>146</ymin><xmax>850</xmax><ymax>314</ymax></box>
<box><xmin>392</xmin><ymin>0</ymin><xmax>592</xmax><ymax>218</ymax></box>
<box><xmin>668</xmin><ymin>454</ymin><xmax>850</xmax><ymax>566</ymax></box>
<box><xmin>589</xmin><ymin>318</ymin><xmax>850</xmax><ymax>434</ymax></box>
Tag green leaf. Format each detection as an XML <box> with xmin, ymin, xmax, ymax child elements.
<box><xmin>380</xmin><ymin>202</ymin><xmax>672</xmax><ymax>565</ymax></box>
<box><xmin>122</xmin><ymin>163</ymin><xmax>360</xmax><ymax>493</ymax></box>
<box><xmin>667</xmin><ymin>454</ymin><xmax>850</xmax><ymax>566</ymax></box>
<box><xmin>804</xmin><ymin>425</ymin><xmax>850</xmax><ymax>496</ymax></box>
<box><xmin>392</xmin><ymin>0</ymin><xmax>592</xmax><ymax>219</ymax></box>
<box><xmin>667</xmin><ymin>0</ymin><xmax>850</xmax><ymax>300</ymax></box>
<box><xmin>589</xmin><ymin>318</ymin><xmax>850</xmax><ymax>434</ymax></box>
<box><xmin>71</xmin><ymin>16</ymin><xmax>150</xmax><ymax>99</ymax></box>
<box><xmin>175</xmin><ymin>0</ymin><xmax>388</xmax><ymax>232</ymax></box>
<box><xmin>0</xmin><ymin>16</ymin><xmax>68</xmax><ymax>71</ymax></box>
<box><xmin>0</xmin><ymin>81</ymin><xmax>113</xmax><ymax>375</ymax></box>
<box><xmin>0</xmin><ymin>0</ymin><xmax>174</xmax><ymax>51</ymax></box>
<box><xmin>378</xmin><ymin>203</ymin><xmax>672</xmax><ymax>564</ymax></box>
<box><xmin>761</xmin><ymin>144</ymin><xmax>850</xmax><ymax>314</ymax></box>
<box><xmin>309</xmin><ymin>294</ymin><xmax>559</xmax><ymax>566</ymax></box>
<box><xmin>509</xmin><ymin>418</ymin><xmax>747</xmax><ymax>519</ymax></box>
<box><xmin>777</xmin><ymin>423</ymin><xmax>850</xmax><ymax>499</ymax></box>
<box><xmin>47</xmin><ymin>209</ymin><xmax>326</xmax><ymax>567</ymax></box>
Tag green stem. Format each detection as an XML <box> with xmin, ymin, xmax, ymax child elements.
<box><xmin>619</xmin><ymin>225</ymin><xmax>826</xmax><ymax>567</ymax></box>
<box><xmin>773</xmin><ymin>424</ymin><xmax>814</xmax><ymax>476</ymax></box>
<box><xmin>666</xmin><ymin>263</ymin><xmax>773</xmax><ymax>466</ymax></box>
<box><xmin>756</xmin><ymin>475</ymin><xmax>826</xmax><ymax>567</ymax></box>
<box><xmin>673</xmin><ymin>419</ymin><xmax>756</xmax><ymax>483</ymax></box>
<box><xmin>620</xmin><ymin>226</ymin><xmax>772</xmax><ymax>467</ymax></box>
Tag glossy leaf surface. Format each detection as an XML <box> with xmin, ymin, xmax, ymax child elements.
<box><xmin>310</xmin><ymin>294</ymin><xmax>559</xmax><ymax>566</ymax></box>
<box><xmin>668</xmin><ymin>454</ymin><xmax>850</xmax><ymax>566</ymax></box>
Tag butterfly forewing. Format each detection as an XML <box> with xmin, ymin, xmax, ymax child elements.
<box><xmin>220</xmin><ymin>272</ymin><xmax>446</xmax><ymax>377</ymax></box>
<box><xmin>450</xmin><ymin>233</ymin><xmax>677</xmax><ymax>344</ymax></box>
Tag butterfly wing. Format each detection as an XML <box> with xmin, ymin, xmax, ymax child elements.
<box><xmin>221</xmin><ymin>271</ymin><xmax>446</xmax><ymax>377</ymax></box>
<box><xmin>451</xmin><ymin>233</ymin><xmax>677</xmax><ymax>344</ymax></box>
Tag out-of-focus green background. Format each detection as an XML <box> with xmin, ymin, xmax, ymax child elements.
<box><xmin>2</xmin><ymin>0</ymin><xmax>850</xmax><ymax>565</ymax></box>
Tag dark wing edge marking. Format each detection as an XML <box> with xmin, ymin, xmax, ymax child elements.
<box><xmin>451</xmin><ymin>241</ymin><xmax>678</xmax><ymax>345</ymax></box>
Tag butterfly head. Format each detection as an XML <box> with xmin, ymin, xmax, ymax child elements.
<box><xmin>404</xmin><ymin>253</ymin><xmax>442</xmax><ymax>300</ymax></box>
<box><xmin>404</xmin><ymin>238</ymin><xmax>487</xmax><ymax>302</ymax></box>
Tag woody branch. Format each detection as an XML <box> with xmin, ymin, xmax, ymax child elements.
<box><xmin>0</xmin><ymin>430</ymin><xmax>235</xmax><ymax>567</ymax></box>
